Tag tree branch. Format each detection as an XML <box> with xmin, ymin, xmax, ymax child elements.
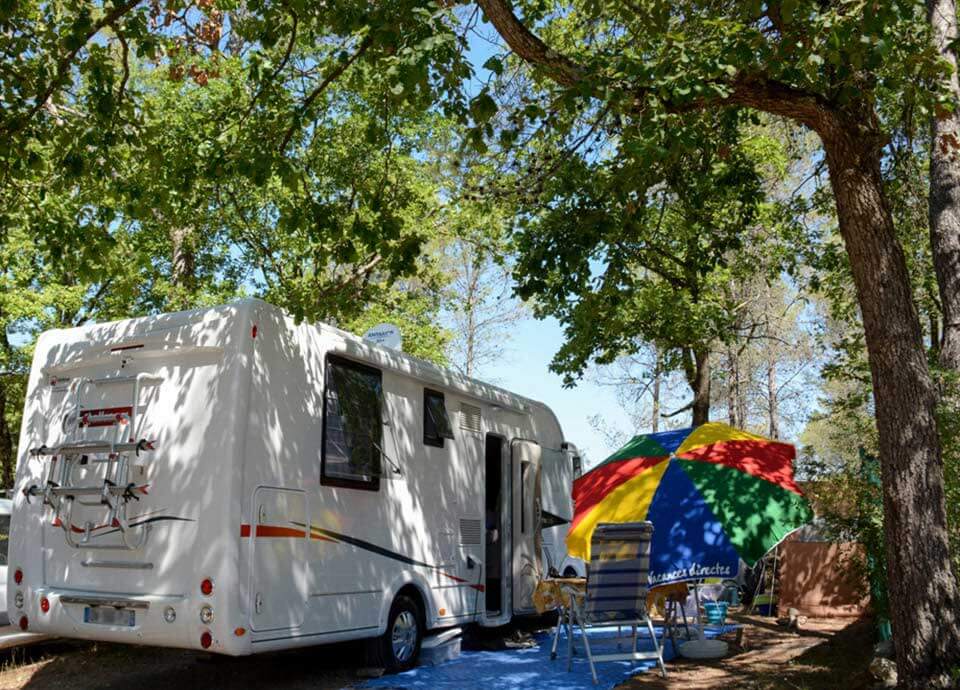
<box><xmin>278</xmin><ymin>33</ymin><xmax>374</xmax><ymax>153</ymax></box>
<box><xmin>241</xmin><ymin>10</ymin><xmax>298</xmax><ymax>126</ymax></box>
<box><xmin>475</xmin><ymin>0</ymin><xmax>837</xmax><ymax>134</ymax></box>
<box><xmin>113</xmin><ymin>26</ymin><xmax>130</xmax><ymax>112</ymax></box>
<box><xmin>475</xmin><ymin>0</ymin><xmax>586</xmax><ymax>88</ymax></box>
<box><xmin>3</xmin><ymin>0</ymin><xmax>144</xmax><ymax>138</ymax></box>
<box><xmin>661</xmin><ymin>400</ymin><xmax>693</xmax><ymax>418</ymax></box>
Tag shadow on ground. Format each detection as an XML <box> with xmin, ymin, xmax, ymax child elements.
<box><xmin>620</xmin><ymin>615</ymin><xmax>874</xmax><ymax>690</ymax></box>
<box><xmin>0</xmin><ymin>638</ymin><xmax>367</xmax><ymax>690</ymax></box>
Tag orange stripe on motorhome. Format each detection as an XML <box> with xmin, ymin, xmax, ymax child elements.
<box><xmin>255</xmin><ymin>525</ymin><xmax>306</xmax><ymax>538</ymax></box>
<box><xmin>676</xmin><ymin>439</ymin><xmax>802</xmax><ymax>494</ymax></box>
<box><xmin>240</xmin><ymin>523</ymin><xmax>337</xmax><ymax>542</ymax></box>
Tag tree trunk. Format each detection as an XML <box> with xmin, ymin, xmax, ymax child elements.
<box><xmin>726</xmin><ymin>347</ymin><xmax>739</xmax><ymax>428</ymax></box>
<box><xmin>169</xmin><ymin>226</ymin><xmax>195</xmax><ymax>310</ymax></box>
<box><xmin>651</xmin><ymin>349</ymin><xmax>662</xmax><ymax>433</ymax></box>
<box><xmin>0</xmin><ymin>380</ymin><xmax>13</xmax><ymax>491</ymax></box>
<box><xmin>0</xmin><ymin>326</ymin><xmax>15</xmax><ymax>491</ymax></box>
<box><xmin>822</xmin><ymin>116</ymin><xmax>960</xmax><ymax>685</ymax></box>
<box><xmin>461</xmin><ymin>252</ymin><xmax>480</xmax><ymax>378</ymax></box>
<box><xmin>690</xmin><ymin>348</ymin><xmax>710</xmax><ymax>426</ymax></box>
<box><xmin>928</xmin><ymin>0</ymin><xmax>960</xmax><ymax>371</ymax></box>
<box><xmin>767</xmin><ymin>359</ymin><xmax>779</xmax><ymax>440</ymax></box>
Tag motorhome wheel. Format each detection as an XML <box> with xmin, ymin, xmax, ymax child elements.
<box><xmin>369</xmin><ymin>594</ymin><xmax>423</xmax><ymax>671</ymax></box>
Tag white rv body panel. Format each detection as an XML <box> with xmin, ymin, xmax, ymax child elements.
<box><xmin>8</xmin><ymin>299</ymin><xmax>575</xmax><ymax>655</ymax></box>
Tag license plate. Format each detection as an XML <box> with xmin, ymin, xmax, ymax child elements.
<box><xmin>83</xmin><ymin>606</ymin><xmax>135</xmax><ymax>627</ymax></box>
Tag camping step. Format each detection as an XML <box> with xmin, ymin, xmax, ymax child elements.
<box><xmin>420</xmin><ymin>627</ymin><xmax>462</xmax><ymax>666</ymax></box>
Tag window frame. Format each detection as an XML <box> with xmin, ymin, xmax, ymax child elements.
<box><xmin>320</xmin><ymin>354</ymin><xmax>383</xmax><ymax>492</ymax></box>
<box><xmin>423</xmin><ymin>388</ymin><xmax>454</xmax><ymax>448</ymax></box>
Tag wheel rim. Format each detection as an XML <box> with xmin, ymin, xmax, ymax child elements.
<box><xmin>391</xmin><ymin>610</ymin><xmax>418</xmax><ymax>663</ymax></box>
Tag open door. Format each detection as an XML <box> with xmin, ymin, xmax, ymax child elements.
<box><xmin>484</xmin><ymin>434</ymin><xmax>506</xmax><ymax>621</ymax></box>
<box><xmin>511</xmin><ymin>440</ymin><xmax>542</xmax><ymax>614</ymax></box>
<box><xmin>539</xmin><ymin>448</ymin><xmax>574</xmax><ymax>576</ymax></box>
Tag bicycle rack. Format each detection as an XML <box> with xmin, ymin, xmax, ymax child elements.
<box><xmin>25</xmin><ymin>373</ymin><xmax>161</xmax><ymax>551</ymax></box>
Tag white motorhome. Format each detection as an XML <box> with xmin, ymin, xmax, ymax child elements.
<box><xmin>8</xmin><ymin>299</ymin><xmax>578</xmax><ymax>668</ymax></box>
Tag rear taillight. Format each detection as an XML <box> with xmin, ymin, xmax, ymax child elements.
<box><xmin>200</xmin><ymin>631</ymin><xmax>212</xmax><ymax>649</ymax></box>
<box><xmin>18</xmin><ymin>616</ymin><xmax>28</xmax><ymax>631</ymax></box>
<box><xmin>200</xmin><ymin>578</ymin><xmax>214</xmax><ymax>596</ymax></box>
<box><xmin>13</xmin><ymin>568</ymin><xmax>22</xmax><ymax>585</ymax></box>
<box><xmin>40</xmin><ymin>597</ymin><xmax>50</xmax><ymax>613</ymax></box>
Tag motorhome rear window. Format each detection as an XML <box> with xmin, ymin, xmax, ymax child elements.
<box><xmin>423</xmin><ymin>389</ymin><xmax>454</xmax><ymax>448</ymax></box>
<box><xmin>322</xmin><ymin>356</ymin><xmax>383</xmax><ymax>491</ymax></box>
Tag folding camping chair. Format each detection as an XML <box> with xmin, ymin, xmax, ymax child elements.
<box><xmin>562</xmin><ymin>521</ymin><xmax>667</xmax><ymax>684</ymax></box>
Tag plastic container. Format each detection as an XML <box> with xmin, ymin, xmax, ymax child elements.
<box><xmin>703</xmin><ymin>601</ymin><xmax>729</xmax><ymax>625</ymax></box>
<box><xmin>753</xmin><ymin>593</ymin><xmax>775</xmax><ymax>616</ymax></box>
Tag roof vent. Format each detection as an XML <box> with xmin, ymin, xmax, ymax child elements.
<box><xmin>459</xmin><ymin>403</ymin><xmax>482</xmax><ymax>433</ymax></box>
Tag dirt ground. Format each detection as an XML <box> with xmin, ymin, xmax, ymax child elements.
<box><xmin>0</xmin><ymin>614</ymin><xmax>874</xmax><ymax>690</ymax></box>
<box><xmin>621</xmin><ymin>614</ymin><xmax>875</xmax><ymax>690</ymax></box>
<box><xmin>0</xmin><ymin>638</ymin><xmax>367</xmax><ymax>690</ymax></box>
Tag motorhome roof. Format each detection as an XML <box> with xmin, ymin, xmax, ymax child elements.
<box><xmin>42</xmin><ymin>298</ymin><xmax>556</xmax><ymax>422</ymax></box>
<box><xmin>284</xmin><ymin>302</ymin><xmax>550</xmax><ymax>418</ymax></box>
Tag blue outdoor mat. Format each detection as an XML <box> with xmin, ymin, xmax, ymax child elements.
<box><xmin>364</xmin><ymin>624</ymin><xmax>730</xmax><ymax>690</ymax></box>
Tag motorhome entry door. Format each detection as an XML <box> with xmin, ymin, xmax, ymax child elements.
<box><xmin>250</xmin><ymin>487</ymin><xmax>309</xmax><ymax>631</ymax></box>
<box><xmin>511</xmin><ymin>440</ymin><xmax>542</xmax><ymax>613</ymax></box>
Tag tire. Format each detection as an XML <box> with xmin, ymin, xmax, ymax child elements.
<box><xmin>563</xmin><ymin>567</ymin><xmax>578</xmax><ymax>578</ymax></box>
<box><xmin>367</xmin><ymin>594</ymin><xmax>424</xmax><ymax>672</ymax></box>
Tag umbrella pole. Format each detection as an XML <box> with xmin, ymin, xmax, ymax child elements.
<box><xmin>693</xmin><ymin>580</ymin><xmax>705</xmax><ymax>640</ymax></box>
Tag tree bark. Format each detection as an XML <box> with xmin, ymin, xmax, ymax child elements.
<box><xmin>687</xmin><ymin>348</ymin><xmax>711</xmax><ymax>426</ymax></box>
<box><xmin>169</xmin><ymin>226</ymin><xmax>196</xmax><ymax>310</ymax></box>
<box><xmin>651</xmin><ymin>349</ymin><xmax>662</xmax><ymax>433</ymax></box>
<box><xmin>928</xmin><ymin>0</ymin><xmax>960</xmax><ymax>371</ymax></box>
<box><xmin>726</xmin><ymin>346</ymin><xmax>740</xmax><ymax>428</ymax></box>
<box><xmin>821</xmin><ymin>114</ymin><xmax>960</xmax><ymax>685</ymax></box>
<box><xmin>767</xmin><ymin>358</ymin><xmax>779</xmax><ymax>440</ymax></box>
<box><xmin>0</xmin><ymin>380</ymin><xmax>12</xmax><ymax>491</ymax></box>
<box><xmin>0</xmin><ymin>326</ymin><xmax>15</xmax><ymax>491</ymax></box>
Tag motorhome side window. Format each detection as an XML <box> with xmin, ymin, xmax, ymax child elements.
<box><xmin>322</xmin><ymin>356</ymin><xmax>383</xmax><ymax>490</ymax></box>
<box><xmin>423</xmin><ymin>388</ymin><xmax>454</xmax><ymax>448</ymax></box>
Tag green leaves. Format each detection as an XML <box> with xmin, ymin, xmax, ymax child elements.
<box><xmin>469</xmin><ymin>90</ymin><xmax>498</xmax><ymax>124</ymax></box>
<box><xmin>509</xmin><ymin>111</ymin><xmax>770</xmax><ymax>384</ymax></box>
<box><xmin>482</xmin><ymin>55</ymin><xmax>505</xmax><ymax>76</ymax></box>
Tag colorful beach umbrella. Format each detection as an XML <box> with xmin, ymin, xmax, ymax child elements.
<box><xmin>567</xmin><ymin>422</ymin><xmax>813</xmax><ymax>586</ymax></box>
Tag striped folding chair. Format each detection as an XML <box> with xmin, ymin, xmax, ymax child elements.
<box><xmin>565</xmin><ymin>521</ymin><xmax>667</xmax><ymax>684</ymax></box>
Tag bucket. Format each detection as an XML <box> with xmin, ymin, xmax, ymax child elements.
<box><xmin>703</xmin><ymin>601</ymin><xmax>729</xmax><ymax>625</ymax></box>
